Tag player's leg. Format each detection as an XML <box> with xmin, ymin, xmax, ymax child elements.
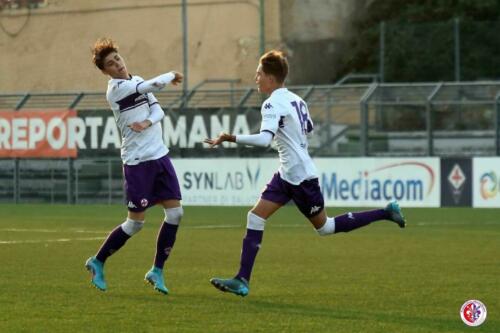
<box><xmin>313</xmin><ymin>205</ymin><xmax>405</xmax><ymax>236</ymax></box>
<box><xmin>210</xmin><ymin>172</ymin><xmax>288</xmax><ymax>297</ymax></box>
<box><xmin>85</xmin><ymin>162</ymin><xmax>152</xmax><ymax>291</ymax></box>
<box><xmin>85</xmin><ymin>211</ymin><xmax>146</xmax><ymax>291</ymax></box>
<box><xmin>210</xmin><ymin>198</ymin><xmax>282</xmax><ymax>297</ymax></box>
<box><xmin>145</xmin><ymin>155</ymin><xmax>183</xmax><ymax>295</ymax></box>
<box><xmin>154</xmin><ymin>200</ymin><xmax>182</xmax><ymax>272</ymax></box>
<box><xmin>291</xmin><ymin>178</ymin><xmax>405</xmax><ymax>236</ymax></box>
<box><xmin>145</xmin><ymin>199</ymin><xmax>183</xmax><ymax>295</ymax></box>
<box><xmin>237</xmin><ymin>198</ymin><xmax>281</xmax><ymax>282</ymax></box>
<box><xmin>315</xmin><ymin>202</ymin><xmax>405</xmax><ymax>235</ymax></box>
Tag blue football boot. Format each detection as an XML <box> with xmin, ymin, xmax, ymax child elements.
<box><xmin>385</xmin><ymin>201</ymin><xmax>406</xmax><ymax>228</ymax></box>
<box><xmin>210</xmin><ymin>277</ymin><xmax>249</xmax><ymax>297</ymax></box>
<box><xmin>85</xmin><ymin>256</ymin><xmax>107</xmax><ymax>291</ymax></box>
<box><xmin>145</xmin><ymin>266</ymin><xmax>169</xmax><ymax>295</ymax></box>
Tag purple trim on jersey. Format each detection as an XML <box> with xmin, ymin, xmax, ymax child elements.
<box><xmin>261</xmin><ymin>172</ymin><xmax>324</xmax><ymax>218</ymax></box>
<box><xmin>123</xmin><ymin>154</ymin><xmax>182</xmax><ymax>212</ymax></box>
<box><xmin>116</xmin><ymin>92</ymin><xmax>148</xmax><ymax>112</ymax></box>
<box><xmin>120</xmin><ymin>101</ymin><xmax>148</xmax><ymax>113</ymax></box>
<box><xmin>261</xmin><ymin>129</ymin><xmax>275</xmax><ymax>137</ymax></box>
<box><xmin>148</xmin><ymin>101</ymin><xmax>159</xmax><ymax>107</ymax></box>
<box><xmin>135</xmin><ymin>81</ymin><xmax>144</xmax><ymax>94</ymax></box>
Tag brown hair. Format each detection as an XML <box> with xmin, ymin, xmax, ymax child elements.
<box><xmin>92</xmin><ymin>37</ymin><xmax>118</xmax><ymax>70</ymax></box>
<box><xmin>259</xmin><ymin>50</ymin><xmax>288</xmax><ymax>83</ymax></box>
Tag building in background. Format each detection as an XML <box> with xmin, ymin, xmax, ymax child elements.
<box><xmin>0</xmin><ymin>0</ymin><xmax>360</xmax><ymax>92</ymax></box>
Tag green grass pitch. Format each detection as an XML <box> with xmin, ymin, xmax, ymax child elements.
<box><xmin>1</xmin><ymin>204</ymin><xmax>498</xmax><ymax>332</ymax></box>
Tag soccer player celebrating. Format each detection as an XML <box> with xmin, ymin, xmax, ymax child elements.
<box><xmin>204</xmin><ymin>50</ymin><xmax>406</xmax><ymax>297</ymax></box>
<box><xmin>85</xmin><ymin>38</ymin><xmax>183</xmax><ymax>295</ymax></box>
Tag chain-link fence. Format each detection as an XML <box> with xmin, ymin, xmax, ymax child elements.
<box><xmin>1</xmin><ymin>81</ymin><xmax>500</xmax><ymax>203</ymax></box>
<box><xmin>379</xmin><ymin>19</ymin><xmax>500</xmax><ymax>82</ymax></box>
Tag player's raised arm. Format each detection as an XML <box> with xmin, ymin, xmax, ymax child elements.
<box><xmin>136</xmin><ymin>71</ymin><xmax>183</xmax><ymax>94</ymax></box>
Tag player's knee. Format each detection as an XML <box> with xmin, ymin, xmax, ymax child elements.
<box><xmin>164</xmin><ymin>206</ymin><xmax>183</xmax><ymax>225</ymax></box>
<box><xmin>247</xmin><ymin>211</ymin><xmax>266</xmax><ymax>231</ymax></box>
<box><xmin>121</xmin><ymin>218</ymin><xmax>144</xmax><ymax>236</ymax></box>
<box><xmin>316</xmin><ymin>217</ymin><xmax>335</xmax><ymax>236</ymax></box>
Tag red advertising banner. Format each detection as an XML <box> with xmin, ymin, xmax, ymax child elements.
<box><xmin>0</xmin><ymin>109</ymin><xmax>78</xmax><ymax>158</ymax></box>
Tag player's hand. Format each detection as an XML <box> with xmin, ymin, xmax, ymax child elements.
<box><xmin>128</xmin><ymin>120</ymin><xmax>152</xmax><ymax>132</ymax></box>
<box><xmin>203</xmin><ymin>132</ymin><xmax>236</xmax><ymax>148</ymax></box>
<box><xmin>171</xmin><ymin>72</ymin><xmax>183</xmax><ymax>85</ymax></box>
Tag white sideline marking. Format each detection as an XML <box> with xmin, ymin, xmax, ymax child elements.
<box><xmin>2</xmin><ymin>222</ymin><xmax>496</xmax><ymax>245</ymax></box>
<box><xmin>0</xmin><ymin>224</ymin><xmax>309</xmax><ymax>245</ymax></box>
<box><xmin>188</xmin><ymin>224</ymin><xmax>307</xmax><ymax>229</ymax></box>
<box><xmin>0</xmin><ymin>228</ymin><xmax>106</xmax><ymax>234</ymax></box>
<box><xmin>0</xmin><ymin>237</ymin><xmax>105</xmax><ymax>245</ymax></box>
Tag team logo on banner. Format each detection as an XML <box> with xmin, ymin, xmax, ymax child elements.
<box><xmin>479</xmin><ymin>171</ymin><xmax>497</xmax><ymax>199</ymax></box>
<box><xmin>447</xmin><ymin>164</ymin><xmax>466</xmax><ymax>204</ymax></box>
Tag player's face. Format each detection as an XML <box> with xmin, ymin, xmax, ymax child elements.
<box><xmin>102</xmin><ymin>52</ymin><xmax>129</xmax><ymax>79</ymax></box>
<box><xmin>255</xmin><ymin>64</ymin><xmax>274</xmax><ymax>94</ymax></box>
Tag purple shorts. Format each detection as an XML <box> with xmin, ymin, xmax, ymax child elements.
<box><xmin>123</xmin><ymin>154</ymin><xmax>182</xmax><ymax>212</ymax></box>
<box><xmin>261</xmin><ymin>172</ymin><xmax>324</xmax><ymax>218</ymax></box>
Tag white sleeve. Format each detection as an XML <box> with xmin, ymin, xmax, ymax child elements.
<box><xmin>146</xmin><ymin>102</ymin><xmax>164</xmax><ymax>125</ymax></box>
<box><xmin>147</xmin><ymin>92</ymin><xmax>158</xmax><ymax>106</ymax></box>
<box><xmin>136</xmin><ymin>72</ymin><xmax>176</xmax><ymax>94</ymax></box>
<box><xmin>236</xmin><ymin>131</ymin><xmax>273</xmax><ymax>147</ymax></box>
<box><xmin>107</xmin><ymin>73</ymin><xmax>174</xmax><ymax>103</ymax></box>
<box><xmin>259</xmin><ymin>101</ymin><xmax>280</xmax><ymax>135</ymax></box>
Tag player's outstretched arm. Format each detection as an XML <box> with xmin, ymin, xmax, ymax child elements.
<box><xmin>204</xmin><ymin>131</ymin><xmax>272</xmax><ymax>148</ymax></box>
<box><xmin>204</xmin><ymin>132</ymin><xmax>235</xmax><ymax>148</ymax></box>
<box><xmin>136</xmin><ymin>71</ymin><xmax>183</xmax><ymax>94</ymax></box>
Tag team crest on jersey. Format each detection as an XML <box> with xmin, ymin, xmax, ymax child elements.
<box><xmin>264</xmin><ymin>103</ymin><xmax>273</xmax><ymax>109</ymax></box>
<box><xmin>140</xmin><ymin>198</ymin><xmax>149</xmax><ymax>207</ymax></box>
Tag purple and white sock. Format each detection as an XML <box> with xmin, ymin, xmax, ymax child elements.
<box><xmin>334</xmin><ymin>209</ymin><xmax>389</xmax><ymax>233</ymax></box>
<box><xmin>153</xmin><ymin>207</ymin><xmax>183</xmax><ymax>269</ymax></box>
<box><xmin>95</xmin><ymin>218</ymin><xmax>144</xmax><ymax>263</ymax></box>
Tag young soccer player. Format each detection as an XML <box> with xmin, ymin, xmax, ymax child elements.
<box><xmin>85</xmin><ymin>38</ymin><xmax>183</xmax><ymax>295</ymax></box>
<box><xmin>204</xmin><ymin>50</ymin><xmax>406</xmax><ymax>297</ymax></box>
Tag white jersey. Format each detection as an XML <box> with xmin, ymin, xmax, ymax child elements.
<box><xmin>260</xmin><ymin>88</ymin><xmax>317</xmax><ymax>185</ymax></box>
<box><xmin>106</xmin><ymin>75</ymin><xmax>168</xmax><ymax>165</ymax></box>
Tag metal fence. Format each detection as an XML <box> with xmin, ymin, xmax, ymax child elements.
<box><xmin>378</xmin><ymin>20</ymin><xmax>500</xmax><ymax>82</ymax></box>
<box><xmin>1</xmin><ymin>81</ymin><xmax>500</xmax><ymax>203</ymax></box>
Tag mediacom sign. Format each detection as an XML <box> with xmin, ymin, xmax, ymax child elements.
<box><xmin>0</xmin><ymin>110</ymin><xmax>78</xmax><ymax>158</ymax></box>
<box><xmin>473</xmin><ymin>157</ymin><xmax>500</xmax><ymax>207</ymax></box>
<box><xmin>315</xmin><ymin>158</ymin><xmax>440</xmax><ymax>207</ymax></box>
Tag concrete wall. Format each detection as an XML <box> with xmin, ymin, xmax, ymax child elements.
<box><xmin>0</xmin><ymin>0</ymin><xmax>364</xmax><ymax>92</ymax></box>
<box><xmin>280</xmin><ymin>0</ymin><xmax>367</xmax><ymax>84</ymax></box>
<box><xmin>0</xmin><ymin>0</ymin><xmax>281</xmax><ymax>92</ymax></box>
